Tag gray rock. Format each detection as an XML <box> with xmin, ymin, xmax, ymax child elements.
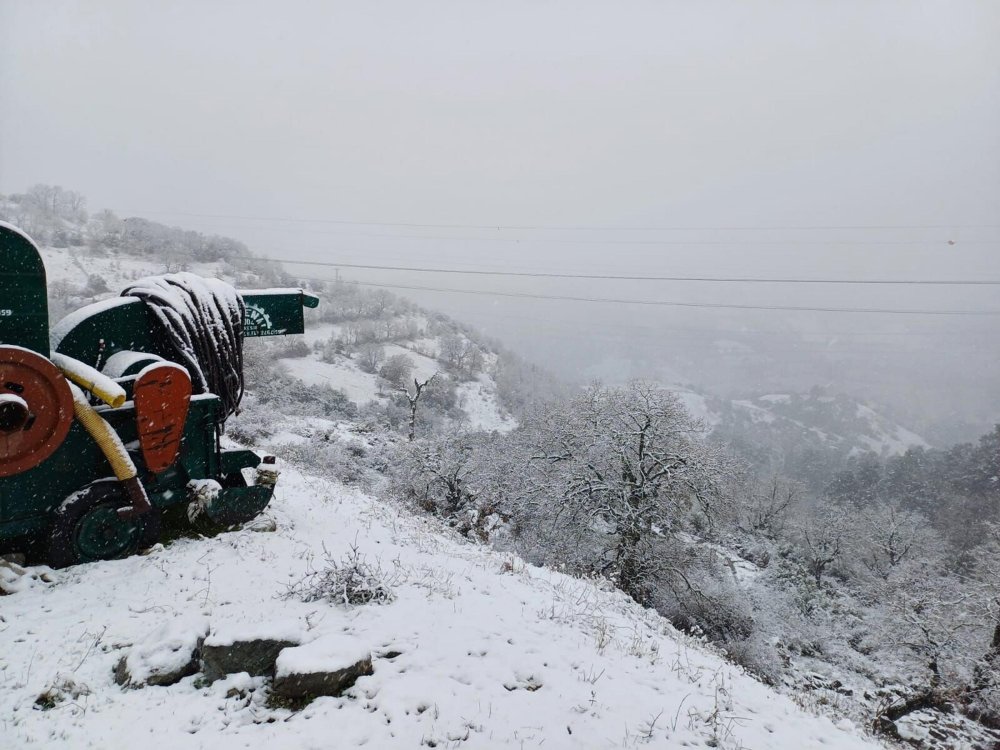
<box><xmin>114</xmin><ymin>619</ymin><xmax>209</xmax><ymax>688</ymax></box>
<box><xmin>247</xmin><ymin>515</ymin><xmax>277</xmax><ymax>533</ymax></box>
<box><xmin>114</xmin><ymin>646</ymin><xmax>201</xmax><ymax>688</ymax></box>
<box><xmin>201</xmin><ymin>638</ymin><xmax>300</xmax><ymax>682</ymax></box>
<box><xmin>272</xmin><ymin>652</ymin><xmax>373</xmax><ymax>699</ymax></box>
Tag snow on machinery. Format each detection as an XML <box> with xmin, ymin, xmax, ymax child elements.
<box><xmin>0</xmin><ymin>221</ymin><xmax>319</xmax><ymax>567</ymax></box>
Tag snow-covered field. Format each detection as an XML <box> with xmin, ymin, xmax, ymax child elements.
<box><xmin>0</xmin><ymin>465</ymin><xmax>878</xmax><ymax>749</ymax></box>
<box><xmin>457</xmin><ymin>376</ymin><xmax>517</xmax><ymax>433</ymax></box>
<box><xmin>278</xmin><ymin>350</ymin><xmax>516</xmax><ymax>433</ymax></box>
<box><xmin>38</xmin><ymin>245</ymin><xmax>228</xmax><ymax>291</ymax></box>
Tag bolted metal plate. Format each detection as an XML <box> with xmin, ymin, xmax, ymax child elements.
<box><xmin>133</xmin><ymin>362</ymin><xmax>192</xmax><ymax>473</ymax></box>
<box><xmin>0</xmin><ymin>346</ymin><xmax>74</xmax><ymax>477</ymax></box>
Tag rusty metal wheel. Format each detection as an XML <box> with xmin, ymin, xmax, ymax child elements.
<box><xmin>47</xmin><ymin>480</ymin><xmax>161</xmax><ymax>568</ymax></box>
<box><xmin>0</xmin><ymin>345</ymin><xmax>73</xmax><ymax>477</ymax></box>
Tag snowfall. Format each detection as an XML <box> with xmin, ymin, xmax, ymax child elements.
<box><xmin>0</xmin><ymin>461</ymin><xmax>881</xmax><ymax>750</ymax></box>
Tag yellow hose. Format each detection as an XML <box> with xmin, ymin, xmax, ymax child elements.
<box><xmin>52</xmin><ymin>353</ymin><xmax>126</xmax><ymax>408</ymax></box>
<box><xmin>68</xmin><ymin>383</ymin><xmax>135</xmax><ymax>481</ymax></box>
<box><xmin>68</xmin><ymin>383</ymin><xmax>152</xmax><ymax>516</ymax></box>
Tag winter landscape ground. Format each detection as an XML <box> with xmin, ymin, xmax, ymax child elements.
<box><xmin>1</xmin><ymin>465</ymin><xmax>877</xmax><ymax>749</ymax></box>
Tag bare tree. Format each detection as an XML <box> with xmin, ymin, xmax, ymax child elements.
<box><xmin>795</xmin><ymin>507</ymin><xmax>850</xmax><ymax>587</ymax></box>
<box><xmin>873</xmin><ymin>572</ymin><xmax>983</xmax><ymax>737</ymax></box>
<box><xmin>731</xmin><ymin>473</ymin><xmax>799</xmax><ymax>537</ymax></box>
<box><xmin>853</xmin><ymin>503</ymin><xmax>936</xmax><ymax>583</ymax></box>
<box><xmin>966</xmin><ymin>527</ymin><xmax>1000</xmax><ymax>727</ymax></box>
<box><xmin>392</xmin><ymin>430</ymin><xmax>477</xmax><ymax>516</ymax></box>
<box><xmin>439</xmin><ymin>333</ymin><xmax>482</xmax><ymax>377</ymax></box>
<box><xmin>343</xmin><ymin>322</ymin><xmax>362</xmax><ymax>347</ymax></box>
<box><xmin>399</xmin><ymin>373</ymin><xmax>438</xmax><ymax>441</ymax></box>
<box><xmin>372</xmin><ymin>289</ymin><xmax>393</xmax><ymax>316</ymax></box>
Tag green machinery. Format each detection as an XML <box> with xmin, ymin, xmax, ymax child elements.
<box><xmin>0</xmin><ymin>222</ymin><xmax>319</xmax><ymax>567</ymax></box>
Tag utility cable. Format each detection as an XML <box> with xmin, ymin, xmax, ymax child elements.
<box><xmin>267</xmin><ymin>258</ymin><xmax>1000</xmax><ymax>286</ymax></box>
<box><xmin>294</xmin><ymin>277</ymin><xmax>1000</xmax><ymax>316</ymax></box>
<box><xmin>120</xmin><ymin>208</ymin><xmax>1000</xmax><ymax>233</ymax></box>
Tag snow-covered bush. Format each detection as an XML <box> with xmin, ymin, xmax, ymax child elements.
<box><xmin>388</xmin><ymin>429</ymin><xmax>504</xmax><ymax>539</ymax></box>
<box><xmin>274</xmin><ymin>439</ymin><xmax>370</xmax><ymax>486</ymax></box>
<box><xmin>357</xmin><ymin>343</ymin><xmax>385</xmax><ymax>374</ymax></box>
<box><xmin>269</xmin><ymin>338</ymin><xmax>311</xmax><ymax>359</ymax></box>
<box><xmin>284</xmin><ymin>546</ymin><xmax>395</xmax><ymax>606</ymax></box>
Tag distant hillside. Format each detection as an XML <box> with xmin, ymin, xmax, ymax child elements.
<box><xmin>0</xmin><ymin>186</ymin><xmax>563</xmax><ymax>452</ymax></box>
<box><xmin>674</xmin><ymin>386</ymin><xmax>929</xmax><ymax>486</ymax></box>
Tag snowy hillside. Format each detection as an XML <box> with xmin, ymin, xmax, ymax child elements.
<box><xmin>0</xmin><ymin>463</ymin><xmax>878</xmax><ymax>750</ymax></box>
<box><xmin>277</xmin><ymin>320</ymin><xmax>516</xmax><ymax>433</ymax></box>
<box><xmin>33</xmin><ymin>243</ymin><xmax>517</xmax><ymax>437</ymax></box>
<box><xmin>674</xmin><ymin>387</ymin><xmax>928</xmax><ymax>459</ymax></box>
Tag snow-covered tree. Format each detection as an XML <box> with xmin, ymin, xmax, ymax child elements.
<box><xmin>379</xmin><ymin>353</ymin><xmax>413</xmax><ymax>389</ymax></box>
<box><xmin>850</xmin><ymin>503</ymin><xmax>938</xmax><ymax>585</ymax></box>
<box><xmin>357</xmin><ymin>343</ymin><xmax>385</xmax><ymax>374</ymax></box>
<box><xmin>728</xmin><ymin>472</ymin><xmax>800</xmax><ymax>539</ymax></box>
<box><xmin>512</xmin><ymin>381</ymin><xmax>722</xmax><ymax>604</ymax></box>
<box><xmin>793</xmin><ymin>506</ymin><xmax>851</xmax><ymax>588</ymax></box>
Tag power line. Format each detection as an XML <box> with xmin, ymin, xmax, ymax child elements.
<box><xmin>449</xmin><ymin>308</ymin><xmax>997</xmax><ymax>338</ymax></box>
<box><xmin>294</xmin><ymin>276</ymin><xmax>1000</xmax><ymax>316</ymax></box>
<box><xmin>455</xmin><ymin>314</ymin><xmax>986</xmax><ymax>351</ymax></box>
<box><xmin>270</xmin><ymin>257</ymin><xmax>1000</xmax><ymax>286</ymax></box>
<box><xmin>122</xmin><ymin>208</ymin><xmax>1000</xmax><ymax>233</ymax></box>
<box><xmin>178</xmin><ymin>222</ymin><xmax>1000</xmax><ymax>246</ymax></box>
<box><xmin>514</xmin><ymin>327</ymin><xmax>971</xmax><ymax>355</ymax></box>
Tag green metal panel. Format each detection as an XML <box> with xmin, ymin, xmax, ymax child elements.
<box><xmin>52</xmin><ymin>289</ymin><xmax>320</xmax><ymax>366</ymax></box>
<box><xmin>241</xmin><ymin>290</ymin><xmax>319</xmax><ymax>337</ymax></box>
<box><xmin>0</xmin><ymin>223</ymin><xmax>49</xmax><ymax>354</ymax></box>
<box><xmin>221</xmin><ymin>448</ymin><xmax>266</xmax><ymax>476</ymax></box>
<box><xmin>52</xmin><ymin>297</ymin><xmax>166</xmax><ymax>368</ymax></box>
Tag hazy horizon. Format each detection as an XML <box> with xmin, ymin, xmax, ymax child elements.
<box><xmin>2</xmin><ymin>0</ymin><xmax>998</xmax><ymax>441</ymax></box>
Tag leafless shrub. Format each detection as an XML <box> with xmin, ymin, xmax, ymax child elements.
<box><xmin>283</xmin><ymin>545</ymin><xmax>396</xmax><ymax>606</ymax></box>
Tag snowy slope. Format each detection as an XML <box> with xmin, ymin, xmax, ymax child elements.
<box><xmin>38</xmin><ymin>245</ymin><xmax>228</xmax><ymax>291</ymax></box>
<box><xmin>457</xmin><ymin>375</ymin><xmax>517</xmax><ymax>433</ymax></box>
<box><xmin>0</xmin><ymin>465</ymin><xmax>877</xmax><ymax>750</ymax></box>
<box><xmin>671</xmin><ymin>387</ymin><xmax>928</xmax><ymax>458</ymax></box>
<box><xmin>278</xmin><ymin>348</ymin><xmax>515</xmax><ymax>432</ymax></box>
<box><xmin>36</xmin><ymin>244</ymin><xmax>516</xmax><ymax>433</ymax></box>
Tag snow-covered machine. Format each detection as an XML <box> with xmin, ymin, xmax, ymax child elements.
<box><xmin>0</xmin><ymin>222</ymin><xmax>319</xmax><ymax>567</ymax></box>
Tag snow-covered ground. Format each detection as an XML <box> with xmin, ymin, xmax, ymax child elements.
<box><xmin>38</xmin><ymin>245</ymin><xmax>227</xmax><ymax>291</ymax></box>
<box><xmin>279</xmin><ymin>354</ymin><xmax>384</xmax><ymax>405</ymax></box>
<box><xmin>0</xmin><ymin>465</ymin><xmax>878</xmax><ymax>749</ymax></box>
<box><xmin>279</xmin><ymin>350</ymin><xmax>516</xmax><ymax>433</ymax></box>
<box><xmin>457</xmin><ymin>375</ymin><xmax>517</xmax><ymax>433</ymax></box>
<box><xmin>851</xmin><ymin>404</ymin><xmax>929</xmax><ymax>456</ymax></box>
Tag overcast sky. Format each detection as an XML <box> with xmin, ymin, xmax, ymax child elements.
<box><xmin>2</xmin><ymin>0</ymin><xmax>998</xmax><ymax>436</ymax></box>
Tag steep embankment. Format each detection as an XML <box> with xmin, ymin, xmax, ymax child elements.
<box><xmin>0</xmin><ymin>463</ymin><xmax>879</xmax><ymax>750</ymax></box>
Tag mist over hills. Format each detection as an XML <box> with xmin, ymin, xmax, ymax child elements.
<box><xmin>1</xmin><ymin>184</ymin><xmax>962</xmax><ymax>453</ymax></box>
